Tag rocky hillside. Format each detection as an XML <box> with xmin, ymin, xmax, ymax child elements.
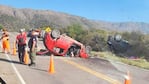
<box><xmin>0</xmin><ymin>5</ymin><xmax>149</xmax><ymax>33</ymax></box>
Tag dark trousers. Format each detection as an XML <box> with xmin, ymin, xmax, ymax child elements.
<box><xmin>18</xmin><ymin>44</ymin><xmax>25</xmax><ymax>63</ymax></box>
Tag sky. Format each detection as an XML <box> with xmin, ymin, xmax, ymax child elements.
<box><xmin>0</xmin><ymin>0</ymin><xmax>149</xmax><ymax>23</ymax></box>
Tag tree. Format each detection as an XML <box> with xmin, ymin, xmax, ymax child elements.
<box><xmin>80</xmin><ymin>28</ymin><xmax>108</xmax><ymax>51</ymax></box>
<box><xmin>65</xmin><ymin>24</ymin><xmax>86</xmax><ymax>42</ymax></box>
<box><xmin>121</xmin><ymin>31</ymin><xmax>148</xmax><ymax>58</ymax></box>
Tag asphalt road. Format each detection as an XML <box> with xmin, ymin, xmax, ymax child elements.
<box><xmin>0</xmin><ymin>32</ymin><xmax>149</xmax><ymax>84</ymax></box>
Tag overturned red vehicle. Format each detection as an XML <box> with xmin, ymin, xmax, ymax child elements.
<box><xmin>42</xmin><ymin>29</ymin><xmax>91</xmax><ymax>58</ymax></box>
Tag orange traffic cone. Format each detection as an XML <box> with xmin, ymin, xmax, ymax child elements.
<box><xmin>24</xmin><ymin>47</ymin><xmax>29</xmax><ymax>65</ymax></box>
<box><xmin>124</xmin><ymin>71</ymin><xmax>131</xmax><ymax>84</ymax></box>
<box><xmin>12</xmin><ymin>41</ymin><xmax>17</xmax><ymax>55</ymax></box>
<box><xmin>48</xmin><ymin>54</ymin><xmax>55</xmax><ymax>74</ymax></box>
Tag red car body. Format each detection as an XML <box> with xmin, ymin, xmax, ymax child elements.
<box><xmin>43</xmin><ymin>32</ymin><xmax>89</xmax><ymax>58</ymax></box>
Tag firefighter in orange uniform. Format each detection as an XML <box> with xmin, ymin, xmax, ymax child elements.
<box><xmin>0</xmin><ymin>28</ymin><xmax>10</xmax><ymax>53</ymax></box>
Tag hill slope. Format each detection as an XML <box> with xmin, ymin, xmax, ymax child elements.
<box><xmin>0</xmin><ymin>5</ymin><xmax>149</xmax><ymax>33</ymax></box>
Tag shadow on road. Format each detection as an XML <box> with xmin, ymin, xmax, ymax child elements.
<box><xmin>0</xmin><ymin>58</ymin><xmax>22</xmax><ymax>65</ymax></box>
<box><xmin>30</xmin><ymin>67</ymin><xmax>48</xmax><ymax>72</ymax></box>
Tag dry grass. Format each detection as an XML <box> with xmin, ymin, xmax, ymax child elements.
<box><xmin>91</xmin><ymin>51</ymin><xmax>149</xmax><ymax>70</ymax></box>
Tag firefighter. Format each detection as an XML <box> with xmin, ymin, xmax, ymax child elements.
<box><xmin>28</xmin><ymin>29</ymin><xmax>38</xmax><ymax>66</ymax></box>
<box><xmin>0</xmin><ymin>28</ymin><xmax>10</xmax><ymax>53</ymax></box>
<box><xmin>16</xmin><ymin>29</ymin><xmax>27</xmax><ymax>64</ymax></box>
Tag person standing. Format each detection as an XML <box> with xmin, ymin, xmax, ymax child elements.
<box><xmin>16</xmin><ymin>29</ymin><xmax>27</xmax><ymax>64</ymax></box>
<box><xmin>28</xmin><ymin>30</ymin><xmax>38</xmax><ymax>66</ymax></box>
<box><xmin>0</xmin><ymin>28</ymin><xmax>10</xmax><ymax>53</ymax></box>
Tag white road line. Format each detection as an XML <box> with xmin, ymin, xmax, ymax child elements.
<box><xmin>0</xmin><ymin>33</ymin><xmax>26</xmax><ymax>84</ymax></box>
<box><xmin>5</xmin><ymin>54</ymin><xmax>26</xmax><ymax>84</ymax></box>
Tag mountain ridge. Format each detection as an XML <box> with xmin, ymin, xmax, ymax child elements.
<box><xmin>0</xmin><ymin>5</ymin><xmax>149</xmax><ymax>33</ymax></box>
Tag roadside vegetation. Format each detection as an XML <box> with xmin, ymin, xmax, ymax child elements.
<box><xmin>59</xmin><ymin>24</ymin><xmax>149</xmax><ymax>70</ymax></box>
<box><xmin>91</xmin><ymin>51</ymin><xmax>149</xmax><ymax>70</ymax></box>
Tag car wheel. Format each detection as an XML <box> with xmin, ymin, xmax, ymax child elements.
<box><xmin>85</xmin><ymin>46</ymin><xmax>92</xmax><ymax>54</ymax></box>
<box><xmin>114</xmin><ymin>34</ymin><xmax>122</xmax><ymax>42</ymax></box>
<box><xmin>51</xmin><ymin>29</ymin><xmax>60</xmax><ymax>39</ymax></box>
